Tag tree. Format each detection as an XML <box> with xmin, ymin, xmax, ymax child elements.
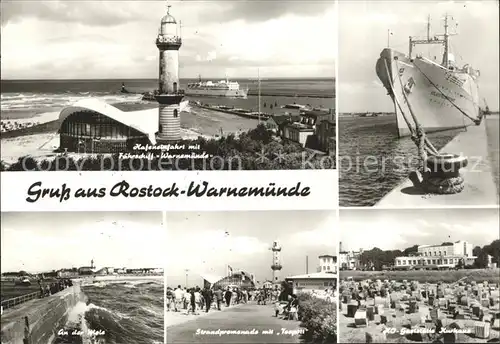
<box><xmin>403</xmin><ymin>245</ymin><xmax>419</xmax><ymax>256</ymax></box>
<box><xmin>475</xmin><ymin>250</ymin><xmax>489</xmax><ymax>269</ymax></box>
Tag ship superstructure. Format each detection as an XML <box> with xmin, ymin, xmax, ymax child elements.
<box><xmin>186</xmin><ymin>77</ymin><xmax>248</xmax><ymax>98</ymax></box>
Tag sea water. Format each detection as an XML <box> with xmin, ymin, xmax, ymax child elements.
<box><xmin>53</xmin><ymin>280</ymin><xmax>164</xmax><ymax>344</ymax></box>
<box><xmin>339</xmin><ymin>115</ymin><xmax>463</xmax><ymax>206</ymax></box>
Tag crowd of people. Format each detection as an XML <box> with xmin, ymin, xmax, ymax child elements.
<box><xmin>166</xmin><ymin>285</ymin><xmax>290</xmax><ymax>315</ymax></box>
<box><xmin>38</xmin><ymin>278</ymin><xmax>73</xmax><ymax>298</ymax></box>
<box><xmin>1</xmin><ymin>120</ymin><xmax>40</xmax><ymax>133</ymax></box>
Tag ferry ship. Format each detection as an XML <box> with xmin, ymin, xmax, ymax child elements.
<box><xmin>186</xmin><ymin>77</ymin><xmax>248</xmax><ymax>98</ymax></box>
<box><xmin>376</xmin><ymin>14</ymin><xmax>483</xmax><ymax>137</ymax></box>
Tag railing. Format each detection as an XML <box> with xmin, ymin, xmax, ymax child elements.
<box><xmin>1</xmin><ymin>291</ymin><xmax>40</xmax><ymax>311</ymax></box>
<box><xmin>156</xmin><ymin>36</ymin><xmax>182</xmax><ymax>45</ymax></box>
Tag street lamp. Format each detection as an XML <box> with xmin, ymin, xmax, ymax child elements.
<box><xmin>185</xmin><ymin>269</ymin><xmax>189</xmax><ymax>288</ymax></box>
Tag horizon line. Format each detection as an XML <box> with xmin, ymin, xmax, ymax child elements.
<box><xmin>1</xmin><ymin>76</ymin><xmax>336</xmax><ymax>82</ymax></box>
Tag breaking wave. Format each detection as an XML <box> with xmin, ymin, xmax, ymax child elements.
<box><xmin>53</xmin><ymin>280</ymin><xmax>164</xmax><ymax>344</ymax></box>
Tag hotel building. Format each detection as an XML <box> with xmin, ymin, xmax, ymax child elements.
<box><xmin>394</xmin><ymin>240</ymin><xmax>476</xmax><ymax>269</ymax></box>
<box><xmin>285</xmin><ymin>255</ymin><xmax>337</xmax><ymax>296</ymax></box>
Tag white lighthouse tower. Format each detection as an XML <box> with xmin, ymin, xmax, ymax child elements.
<box><xmin>155</xmin><ymin>5</ymin><xmax>183</xmax><ymax>142</ymax></box>
<box><xmin>271</xmin><ymin>240</ymin><xmax>282</xmax><ymax>283</ymax></box>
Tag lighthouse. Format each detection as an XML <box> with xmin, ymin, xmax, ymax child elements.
<box><xmin>271</xmin><ymin>241</ymin><xmax>282</xmax><ymax>283</ymax></box>
<box><xmin>155</xmin><ymin>5</ymin><xmax>183</xmax><ymax>142</ymax></box>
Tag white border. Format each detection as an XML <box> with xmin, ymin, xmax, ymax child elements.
<box><xmin>1</xmin><ymin>170</ymin><xmax>338</xmax><ymax>212</ymax></box>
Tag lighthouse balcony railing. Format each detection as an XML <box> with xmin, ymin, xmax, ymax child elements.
<box><xmin>156</xmin><ymin>90</ymin><xmax>185</xmax><ymax>96</ymax></box>
<box><xmin>156</xmin><ymin>36</ymin><xmax>182</xmax><ymax>45</ymax></box>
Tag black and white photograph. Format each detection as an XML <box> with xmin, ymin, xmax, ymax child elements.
<box><xmin>338</xmin><ymin>0</ymin><xmax>499</xmax><ymax>207</ymax></box>
<box><xmin>0</xmin><ymin>212</ymin><xmax>165</xmax><ymax>344</ymax></box>
<box><xmin>165</xmin><ymin>211</ymin><xmax>338</xmax><ymax>344</ymax></box>
<box><xmin>338</xmin><ymin>207</ymin><xmax>500</xmax><ymax>343</ymax></box>
<box><xmin>1</xmin><ymin>0</ymin><xmax>336</xmax><ymax>172</ymax></box>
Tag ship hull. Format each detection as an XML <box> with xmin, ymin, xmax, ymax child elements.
<box><xmin>376</xmin><ymin>48</ymin><xmax>480</xmax><ymax>137</ymax></box>
<box><xmin>185</xmin><ymin>88</ymin><xmax>248</xmax><ymax>99</ymax></box>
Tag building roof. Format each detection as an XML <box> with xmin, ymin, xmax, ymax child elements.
<box><xmin>319</xmin><ymin>254</ymin><xmax>336</xmax><ymax>258</ymax></box>
<box><xmin>59</xmin><ymin>98</ymin><xmax>159</xmax><ymax>144</ymax></box>
<box><xmin>161</xmin><ymin>13</ymin><xmax>176</xmax><ymax>24</ymax></box>
<box><xmin>269</xmin><ymin>115</ymin><xmax>291</xmax><ymax>126</ymax></box>
<box><xmin>161</xmin><ymin>6</ymin><xmax>177</xmax><ymax>24</ymax></box>
<box><xmin>286</xmin><ymin>272</ymin><xmax>337</xmax><ymax>280</ymax></box>
<box><xmin>200</xmin><ymin>273</ymin><xmax>224</xmax><ymax>284</ymax></box>
<box><xmin>418</xmin><ymin>243</ymin><xmax>455</xmax><ymax>249</ymax></box>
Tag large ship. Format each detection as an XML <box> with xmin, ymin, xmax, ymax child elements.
<box><xmin>186</xmin><ymin>76</ymin><xmax>249</xmax><ymax>98</ymax></box>
<box><xmin>376</xmin><ymin>14</ymin><xmax>483</xmax><ymax>137</ymax></box>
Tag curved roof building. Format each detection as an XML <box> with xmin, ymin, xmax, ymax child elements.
<box><xmin>58</xmin><ymin>98</ymin><xmax>158</xmax><ymax>154</ymax></box>
<box><xmin>201</xmin><ymin>271</ymin><xmax>256</xmax><ymax>290</ymax></box>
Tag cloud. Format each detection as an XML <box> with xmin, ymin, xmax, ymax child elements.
<box><xmin>164</xmin><ymin>211</ymin><xmax>336</xmax><ymax>286</ymax></box>
<box><xmin>288</xmin><ymin>212</ymin><xmax>337</xmax><ymax>250</ymax></box>
<box><xmin>166</xmin><ymin>229</ymin><xmax>268</xmax><ymax>270</ymax></box>
<box><xmin>340</xmin><ymin>208</ymin><xmax>499</xmax><ymax>252</ymax></box>
<box><xmin>1</xmin><ymin>1</ymin><xmax>335</xmax><ymax>79</ymax></box>
<box><xmin>1</xmin><ymin>213</ymin><xmax>164</xmax><ymax>272</ymax></box>
<box><xmin>196</xmin><ymin>50</ymin><xmax>217</xmax><ymax>62</ymax></box>
<box><xmin>338</xmin><ymin>0</ymin><xmax>499</xmax><ymax>111</ymax></box>
<box><xmin>207</xmin><ymin>1</ymin><xmax>334</xmax><ymax>23</ymax></box>
<box><xmin>1</xmin><ymin>1</ymin><xmax>151</xmax><ymax>27</ymax></box>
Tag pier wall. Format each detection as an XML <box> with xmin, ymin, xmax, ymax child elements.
<box><xmin>376</xmin><ymin>121</ymin><xmax>498</xmax><ymax>207</ymax></box>
<box><xmin>1</xmin><ymin>284</ymin><xmax>85</xmax><ymax>344</ymax></box>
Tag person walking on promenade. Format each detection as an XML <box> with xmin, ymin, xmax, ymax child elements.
<box><xmin>189</xmin><ymin>289</ymin><xmax>197</xmax><ymax>314</ymax></box>
<box><xmin>194</xmin><ymin>287</ymin><xmax>203</xmax><ymax>311</ymax></box>
<box><xmin>214</xmin><ymin>287</ymin><xmax>223</xmax><ymax>310</ymax></box>
<box><xmin>202</xmin><ymin>287</ymin><xmax>213</xmax><ymax>313</ymax></box>
<box><xmin>183</xmin><ymin>288</ymin><xmax>190</xmax><ymax>310</ymax></box>
<box><xmin>224</xmin><ymin>287</ymin><xmax>232</xmax><ymax>307</ymax></box>
<box><xmin>174</xmin><ymin>285</ymin><xmax>183</xmax><ymax>312</ymax></box>
<box><xmin>166</xmin><ymin>287</ymin><xmax>174</xmax><ymax>312</ymax></box>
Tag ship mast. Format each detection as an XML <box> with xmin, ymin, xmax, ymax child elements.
<box><xmin>442</xmin><ymin>14</ymin><xmax>450</xmax><ymax>68</ymax></box>
<box><xmin>258</xmin><ymin>68</ymin><xmax>261</xmax><ymax>124</ymax></box>
<box><xmin>427</xmin><ymin>14</ymin><xmax>431</xmax><ymax>40</ymax></box>
<box><xmin>408</xmin><ymin>13</ymin><xmax>454</xmax><ymax>69</ymax></box>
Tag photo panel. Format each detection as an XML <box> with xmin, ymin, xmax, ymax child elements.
<box><xmin>1</xmin><ymin>0</ymin><xmax>336</xmax><ymax>172</ymax></box>
<box><xmin>338</xmin><ymin>207</ymin><xmax>500</xmax><ymax>343</ymax></box>
<box><xmin>164</xmin><ymin>210</ymin><xmax>338</xmax><ymax>343</ymax></box>
<box><xmin>338</xmin><ymin>0</ymin><xmax>499</xmax><ymax>207</ymax></box>
<box><xmin>0</xmin><ymin>212</ymin><xmax>165</xmax><ymax>344</ymax></box>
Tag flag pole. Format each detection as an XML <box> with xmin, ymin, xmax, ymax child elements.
<box><xmin>387</xmin><ymin>29</ymin><xmax>390</xmax><ymax>48</ymax></box>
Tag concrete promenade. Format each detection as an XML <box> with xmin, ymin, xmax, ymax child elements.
<box><xmin>377</xmin><ymin>121</ymin><xmax>498</xmax><ymax>207</ymax></box>
<box><xmin>167</xmin><ymin>302</ymin><xmax>302</xmax><ymax>343</ymax></box>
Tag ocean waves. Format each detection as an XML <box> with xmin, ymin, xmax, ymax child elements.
<box><xmin>1</xmin><ymin>92</ymin><xmax>144</xmax><ymax>113</ymax></box>
<box><xmin>54</xmin><ymin>280</ymin><xmax>164</xmax><ymax>344</ymax></box>
<box><xmin>339</xmin><ymin>116</ymin><xmax>460</xmax><ymax>206</ymax></box>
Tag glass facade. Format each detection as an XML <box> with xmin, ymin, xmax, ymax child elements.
<box><xmin>60</xmin><ymin>111</ymin><xmax>145</xmax><ymax>140</ymax></box>
<box><xmin>59</xmin><ymin>111</ymin><xmax>150</xmax><ymax>153</ymax></box>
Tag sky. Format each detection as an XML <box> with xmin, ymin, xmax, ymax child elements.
<box><xmin>1</xmin><ymin>212</ymin><xmax>165</xmax><ymax>272</ymax></box>
<box><xmin>0</xmin><ymin>0</ymin><xmax>336</xmax><ymax>80</ymax></box>
<box><xmin>338</xmin><ymin>0</ymin><xmax>500</xmax><ymax>112</ymax></box>
<box><xmin>340</xmin><ymin>208</ymin><xmax>499</xmax><ymax>252</ymax></box>
<box><xmin>165</xmin><ymin>210</ymin><xmax>337</xmax><ymax>287</ymax></box>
